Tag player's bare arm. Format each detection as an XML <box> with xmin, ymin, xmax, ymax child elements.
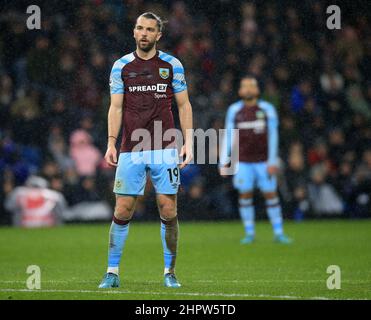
<box><xmin>105</xmin><ymin>93</ymin><xmax>123</xmax><ymax>167</ymax></box>
<box><xmin>175</xmin><ymin>89</ymin><xmax>193</xmax><ymax>169</ymax></box>
<box><xmin>267</xmin><ymin>165</ymin><xmax>279</xmax><ymax>175</ymax></box>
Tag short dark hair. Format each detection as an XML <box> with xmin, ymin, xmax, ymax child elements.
<box><xmin>137</xmin><ymin>12</ymin><xmax>165</xmax><ymax>32</ymax></box>
<box><xmin>240</xmin><ymin>74</ymin><xmax>260</xmax><ymax>88</ymax></box>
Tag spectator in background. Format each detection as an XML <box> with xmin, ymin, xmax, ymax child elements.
<box><xmin>320</xmin><ymin>67</ymin><xmax>344</xmax><ymax>98</ymax></box>
<box><xmin>0</xmin><ymin>167</ymin><xmax>15</xmax><ymax>224</ymax></box>
<box><xmin>69</xmin><ymin>129</ymin><xmax>103</xmax><ymax>176</ymax></box>
<box><xmin>78</xmin><ymin>112</ymin><xmax>105</xmax><ymax>150</ymax></box>
<box><xmin>56</xmin><ymin>51</ymin><xmax>78</xmax><ymax>93</ymax></box>
<box><xmin>45</xmin><ymin>96</ymin><xmax>76</xmax><ymax>139</ymax></box>
<box><xmin>0</xmin><ymin>136</ymin><xmax>30</xmax><ymax>185</ymax></box>
<box><xmin>75</xmin><ymin>176</ymin><xmax>101</xmax><ymax>203</ymax></box>
<box><xmin>4</xmin><ymin>175</ymin><xmax>67</xmax><ymax>228</ymax></box>
<box><xmin>346</xmin><ymin>84</ymin><xmax>371</xmax><ymax>120</ymax></box>
<box><xmin>354</xmin><ymin>149</ymin><xmax>371</xmax><ymax>185</ymax></box>
<box><xmin>48</xmin><ymin>125</ymin><xmax>74</xmax><ymax>173</ymax></box>
<box><xmin>168</xmin><ymin>1</ymin><xmax>191</xmax><ymax>40</ymax></box>
<box><xmin>346</xmin><ymin>150</ymin><xmax>371</xmax><ymax>217</ymax></box>
<box><xmin>62</xmin><ymin>167</ymin><xmax>81</xmax><ymax>206</ymax></box>
<box><xmin>0</xmin><ymin>74</ymin><xmax>14</xmax><ymax>128</ymax></box>
<box><xmin>284</xmin><ymin>142</ymin><xmax>310</xmax><ymax>220</ymax></box>
<box><xmin>71</xmin><ymin>67</ymin><xmax>102</xmax><ymax>112</ymax></box>
<box><xmin>308</xmin><ymin>164</ymin><xmax>344</xmax><ymax>215</ymax></box>
<box><xmin>65</xmin><ymin>176</ymin><xmax>111</xmax><ymax>222</ymax></box>
<box><xmin>307</xmin><ymin>140</ymin><xmax>335</xmax><ymax>174</ymax></box>
<box><xmin>49</xmin><ymin>174</ymin><xmax>65</xmax><ymax>194</ymax></box>
<box><xmin>334</xmin><ymin>161</ymin><xmax>355</xmax><ymax>214</ymax></box>
<box><xmin>40</xmin><ymin>160</ymin><xmax>61</xmax><ymax>182</ymax></box>
<box><xmin>279</xmin><ymin>115</ymin><xmax>299</xmax><ymax>152</ymax></box>
<box><xmin>290</xmin><ymin>79</ymin><xmax>313</xmax><ymax>113</ymax></box>
<box><xmin>288</xmin><ymin>32</ymin><xmax>317</xmax><ymax>78</ymax></box>
<box><xmin>9</xmin><ymin>88</ymin><xmax>42</xmax><ymax>146</ymax></box>
<box><xmin>179</xmin><ymin>178</ymin><xmax>211</xmax><ymax>220</ymax></box>
<box><xmin>348</xmin><ymin>150</ymin><xmax>371</xmax><ymax>217</ymax></box>
<box><xmin>328</xmin><ymin>128</ymin><xmax>347</xmax><ymax>168</ymax></box>
<box><xmin>26</xmin><ymin>35</ymin><xmax>57</xmax><ymax>87</ymax></box>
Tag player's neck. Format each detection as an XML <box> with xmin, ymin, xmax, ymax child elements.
<box><xmin>136</xmin><ymin>47</ymin><xmax>157</xmax><ymax>60</ymax></box>
<box><xmin>243</xmin><ymin>99</ymin><xmax>258</xmax><ymax>107</ymax></box>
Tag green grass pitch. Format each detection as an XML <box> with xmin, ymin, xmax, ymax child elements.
<box><xmin>0</xmin><ymin>219</ymin><xmax>370</xmax><ymax>300</ymax></box>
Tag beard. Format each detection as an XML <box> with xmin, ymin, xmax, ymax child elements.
<box><xmin>137</xmin><ymin>39</ymin><xmax>156</xmax><ymax>52</ymax></box>
<box><xmin>243</xmin><ymin>94</ymin><xmax>258</xmax><ymax>101</ymax></box>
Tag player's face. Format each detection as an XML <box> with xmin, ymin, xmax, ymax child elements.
<box><xmin>134</xmin><ymin>17</ymin><xmax>162</xmax><ymax>52</ymax></box>
<box><xmin>238</xmin><ymin>78</ymin><xmax>260</xmax><ymax>101</ymax></box>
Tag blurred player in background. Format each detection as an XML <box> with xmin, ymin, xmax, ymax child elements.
<box><xmin>219</xmin><ymin>76</ymin><xmax>292</xmax><ymax>244</ymax></box>
<box><xmin>4</xmin><ymin>175</ymin><xmax>66</xmax><ymax>228</ymax></box>
<box><xmin>99</xmin><ymin>12</ymin><xmax>193</xmax><ymax>288</ymax></box>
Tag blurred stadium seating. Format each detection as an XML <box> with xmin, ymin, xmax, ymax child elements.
<box><xmin>0</xmin><ymin>0</ymin><xmax>370</xmax><ymax>225</ymax></box>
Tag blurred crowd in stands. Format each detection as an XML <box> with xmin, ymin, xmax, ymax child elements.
<box><xmin>0</xmin><ymin>0</ymin><xmax>370</xmax><ymax>226</ymax></box>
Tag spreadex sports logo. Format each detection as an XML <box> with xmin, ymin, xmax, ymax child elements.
<box><xmin>128</xmin><ymin>84</ymin><xmax>167</xmax><ymax>93</ymax></box>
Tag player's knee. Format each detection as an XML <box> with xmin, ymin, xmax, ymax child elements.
<box><xmin>239</xmin><ymin>192</ymin><xmax>253</xmax><ymax>199</ymax></box>
<box><xmin>264</xmin><ymin>191</ymin><xmax>277</xmax><ymax>199</ymax></box>
<box><xmin>158</xmin><ymin>202</ymin><xmax>177</xmax><ymax>220</ymax></box>
<box><xmin>114</xmin><ymin>202</ymin><xmax>135</xmax><ymax>220</ymax></box>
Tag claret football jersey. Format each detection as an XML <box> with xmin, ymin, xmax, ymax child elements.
<box><xmin>109</xmin><ymin>50</ymin><xmax>187</xmax><ymax>152</ymax></box>
<box><xmin>219</xmin><ymin>100</ymin><xmax>279</xmax><ymax>165</ymax></box>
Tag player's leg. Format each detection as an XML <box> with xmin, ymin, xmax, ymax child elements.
<box><xmin>149</xmin><ymin>148</ymin><xmax>181</xmax><ymax>287</ymax></box>
<box><xmin>156</xmin><ymin>194</ymin><xmax>181</xmax><ymax>287</ymax></box>
<box><xmin>255</xmin><ymin>163</ymin><xmax>292</xmax><ymax>243</ymax></box>
<box><xmin>106</xmin><ymin>195</ymin><xmax>137</xmax><ymax>274</ymax></box>
<box><xmin>233</xmin><ymin>162</ymin><xmax>256</xmax><ymax>243</ymax></box>
<box><xmin>99</xmin><ymin>152</ymin><xmax>146</xmax><ymax>288</ymax></box>
<box><xmin>239</xmin><ymin>192</ymin><xmax>255</xmax><ymax>243</ymax></box>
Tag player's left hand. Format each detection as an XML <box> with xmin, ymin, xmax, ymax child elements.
<box><xmin>218</xmin><ymin>165</ymin><xmax>229</xmax><ymax>178</ymax></box>
<box><xmin>267</xmin><ymin>165</ymin><xmax>279</xmax><ymax>176</ymax></box>
<box><xmin>179</xmin><ymin>144</ymin><xmax>193</xmax><ymax>169</ymax></box>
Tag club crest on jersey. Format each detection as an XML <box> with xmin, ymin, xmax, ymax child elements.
<box><xmin>159</xmin><ymin>68</ymin><xmax>169</xmax><ymax>79</ymax></box>
<box><xmin>115</xmin><ymin>179</ymin><xmax>122</xmax><ymax>190</ymax></box>
<box><xmin>256</xmin><ymin>111</ymin><xmax>265</xmax><ymax>119</ymax></box>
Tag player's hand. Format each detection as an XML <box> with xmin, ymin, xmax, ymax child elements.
<box><xmin>179</xmin><ymin>144</ymin><xmax>193</xmax><ymax>169</ymax></box>
<box><xmin>105</xmin><ymin>146</ymin><xmax>118</xmax><ymax>167</ymax></box>
<box><xmin>267</xmin><ymin>165</ymin><xmax>279</xmax><ymax>176</ymax></box>
<box><xmin>219</xmin><ymin>166</ymin><xmax>229</xmax><ymax>178</ymax></box>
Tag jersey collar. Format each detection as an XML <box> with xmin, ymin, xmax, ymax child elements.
<box><xmin>134</xmin><ymin>50</ymin><xmax>159</xmax><ymax>61</ymax></box>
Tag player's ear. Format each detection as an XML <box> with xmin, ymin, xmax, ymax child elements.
<box><xmin>256</xmin><ymin>86</ymin><xmax>261</xmax><ymax>96</ymax></box>
<box><xmin>156</xmin><ymin>32</ymin><xmax>162</xmax><ymax>42</ymax></box>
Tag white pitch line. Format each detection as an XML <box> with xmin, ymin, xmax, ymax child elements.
<box><xmin>0</xmin><ymin>288</ymin><xmax>336</xmax><ymax>300</ymax></box>
<box><xmin>1</xmin><ymin>279</ymin><xmax>370</xmax><ymax>284</ymax></box>
<box><xmin>195</xmin><ymin>279</ymin><xmax>371</xmax><ymax>284</ymax></box>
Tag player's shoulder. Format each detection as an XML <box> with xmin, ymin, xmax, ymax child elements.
<box><xmin>227</xmin><ymin>100</ymin><xmax>244</xmax><ymax>115</ymax></box>
<box><xmin>112</xmin><ymin>52</ymin><xmax>136</xmax><ymax>69</ymax></box>
<box><xmin>258</xmin><ymin>99</ymin><xmax>277</xmax><ymax>116</ymax></box>
<box><xmin>258</xmin><ymin>99</ymin><xmax>276</xmax><ymax>110</ymax></box>
<box><xmin>158</xmin><ymin>50</ymin><xmax>184</xmax><ymax>69</ymax></box>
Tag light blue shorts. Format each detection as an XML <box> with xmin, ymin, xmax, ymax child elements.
<box><xmin>113</xmin><ymin>148</ymin><xmax>180</xmax><ymax>196</ymax></box>
<box><xmin>233</xmin><ymin>162</ymin><xmax>277</xmax><ymax>193</ymax></box>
